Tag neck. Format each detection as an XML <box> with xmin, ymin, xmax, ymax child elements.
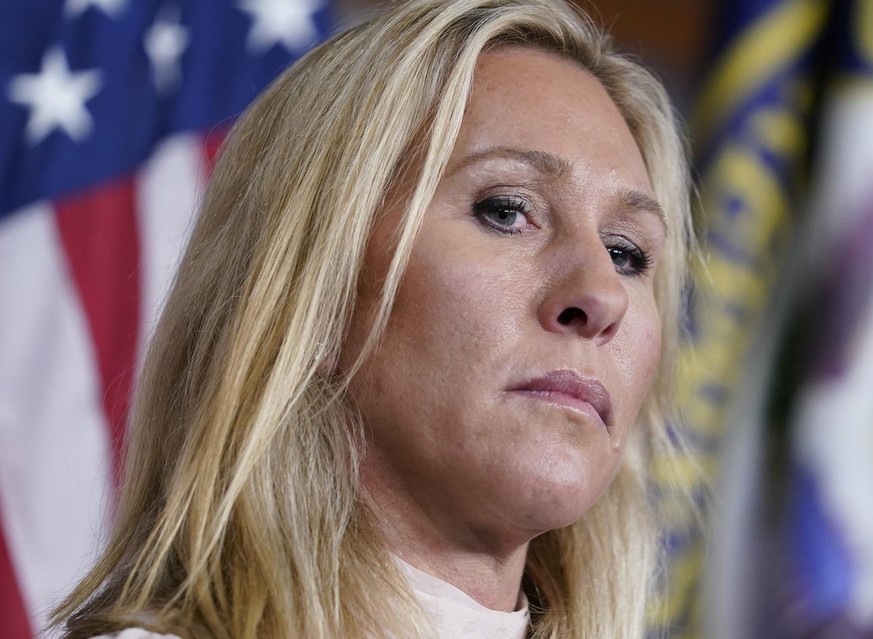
<box><xmin>361</xmin><ymin>462</ymin><xmax>529</xmax><ymax>612</ymax></box>
<box><xmin>392</xmin><ymin>545</ymin><xmax>528</xmax><ymax>612</ymax></box>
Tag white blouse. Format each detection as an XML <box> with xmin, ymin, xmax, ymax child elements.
<box><xmin>88</xmin><ymin>563</ymin><xmax>530</xmax><ymax>639</ymax></box>
<box><xmin>398</xmin><ymin>559</ymin><xmax>530</xmax><ymax>639</ymax></box>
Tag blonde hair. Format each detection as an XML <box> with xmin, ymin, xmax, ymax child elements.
<box><xmin>53</xmin><ymin>1</ymin><xmax>692</xmax><ymax>637</ymax></box>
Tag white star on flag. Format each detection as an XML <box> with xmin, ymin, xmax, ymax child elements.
<box><xmin>238</xmin><ymin>0</ymin><xmax>325</xmax><ymax>53</ymax></box>
<box><xmin>7</xmin><ymin>47</ymin><xmax>103</xmax><ymax>145</ymax></box>
<box><xmin>144</xmin><ymin>7</ymin><xmax>189</xmax><ymax>94</ymax></box>
<box><xmin>65</xmin><ymin>0</ymin><xmax>127</xmax><ymax>18</ymax></box>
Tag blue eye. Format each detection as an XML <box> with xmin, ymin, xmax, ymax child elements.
<box><xmin>473</xmin><ymin>196</ymin><xmax>531</xmax><ymax>234</ymax></box>
<box><xmin>606</xmin><ymin>239</ymin><xmax>653</xmax><ymax>277</ymax></box>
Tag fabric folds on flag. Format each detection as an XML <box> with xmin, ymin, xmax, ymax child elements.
<box><xmin>780</xmin><ymin>1</ymin><xmax>873</xmax><ymax>635</ymax></box>
<box><xmin>672</xmin><ymin>1</ymin><xmax>873</xmax><ymax>638</ymax></box>
<box><xmin>0</xmin><ymin>2</ymin><xmax>331</xmax><ymax>637</ymax></box>
<box><xmin>656</xmin><ymin>0</ymin><xmax>829</xmax><ymax>637</ymax></box>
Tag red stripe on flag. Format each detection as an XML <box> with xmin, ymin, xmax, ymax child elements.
<box><xmin>203</xmin><ymin>126</ymin><xmax>230</xmax><ymax>176</ymax></box>
<box><xmin>55</xmin><ymin>177</ymin><xmax>141</xmax><ymax>484</ymax></box>
<box><xmin>0</xmin><ymin>520</ymin><xmax>32</xmax><ymax>639</ymax></box>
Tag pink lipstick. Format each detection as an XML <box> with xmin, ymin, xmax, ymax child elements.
<box><xmin>509</xmin><ymin>370</ymin><xmax>612</xmax><ymax>428</ymax></box>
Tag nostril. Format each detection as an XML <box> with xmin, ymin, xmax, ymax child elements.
<box><xmin>557</xmin><ymin>306</ymin><xmax>586</xmax><ymax>326</ymax></box>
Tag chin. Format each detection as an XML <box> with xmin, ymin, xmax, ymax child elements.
<box><xmin>509</xmin><ymin>467</ymin><xmax>618</xmax><ymax>535</ymax></box>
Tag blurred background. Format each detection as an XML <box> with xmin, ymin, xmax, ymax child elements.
<box><xmin>1</xmin><ymin>0</ymin><xmax>871</xmax><ymax>637</ymax></box>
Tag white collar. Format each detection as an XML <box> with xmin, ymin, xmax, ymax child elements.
<box><xmin>396</xmin><ymin>558</ymin><xmax>530</xmax><ymax>639</ymax></box>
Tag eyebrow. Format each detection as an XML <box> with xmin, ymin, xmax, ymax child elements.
<box><xmin>449</xmin><ymin>146</ymin><xmax>667</xmax><ymax>228</ymax></box>
<box><xmin>614</xmin><ymin>188</ymin><xmax>667</xmax><ymax>229</ymax></box>
<box><xmin>448</xmin><ymin>146</ymin><xmax>573</xmax><ymax>181</ymax></box>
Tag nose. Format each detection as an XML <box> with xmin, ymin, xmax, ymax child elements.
<box><xmin>537</xmin><ymin>241</ymin><xmax>629</xmax><ymax>345</ymax></box>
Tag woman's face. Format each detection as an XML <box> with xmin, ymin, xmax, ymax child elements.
<box><xmin>344</xmin><ymin>47</ymin><xmax>666</xmax><ymax>549</ymax></box>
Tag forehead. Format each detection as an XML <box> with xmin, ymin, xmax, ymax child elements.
<box><xmin>450</xmin><ymin>46</ymin><xmax>654</xmax><ymax>199</ymax></box>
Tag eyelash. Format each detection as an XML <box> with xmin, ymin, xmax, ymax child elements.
<box><xmin>472</xmin><ymin>195</ymin><xmax>532</xmax><ymax>235</ymax></box>
<box><xmin>605</xmin><ymin>236</ymin><xmax>654</xmax><ymax>277</ymax></box>
<box><xmin>472</xmin><ymin>195</ymin><xmax>654</xmax><ymax>277</ymax></box>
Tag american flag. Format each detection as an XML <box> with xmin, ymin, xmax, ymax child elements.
<box><xmin>0</xmin><ymin>1</ymin><xmax>331</xmax><ymax>636</ymax></box>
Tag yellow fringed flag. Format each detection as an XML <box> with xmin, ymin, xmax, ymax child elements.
<box><xmin>649</xmin><ymin>1</ymin><xmax>832</xmax><ymax>637</ymax></box>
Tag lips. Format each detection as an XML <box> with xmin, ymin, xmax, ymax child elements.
<box><xmin>509</xmin><ymin>369</ymin><xmax>612</xmax><ymax>428</ymax></box>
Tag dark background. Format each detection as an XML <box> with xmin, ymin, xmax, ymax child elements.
<box><xmin>337</xmin><ymin>0</ymin><xmax>716</xmax><ymax>113</ymax></box>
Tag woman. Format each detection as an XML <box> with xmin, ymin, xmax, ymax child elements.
<box><xmin>52</xmin><ymin>0</ymin><xmax>693</xmax><ymax>637</ymax></box>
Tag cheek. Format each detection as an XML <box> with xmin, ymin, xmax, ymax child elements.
<box><xmin>388</xmin><ymin>234</ymin><xmax>529</xmax><ymax>355</ymax></box>
<box><xmin>613</xmin><ymin>293</ymin><xmax>662</xmax><ymax>422</ymax></box>
<box><xmin>344</xmin><ymin>231</ymin><xmax>507</xmax><ymax>405</ymax></box>
<box><xmin>638</xmin><ymin>302</ymin><xmax>663</xmax><ymax>378</ymax></box>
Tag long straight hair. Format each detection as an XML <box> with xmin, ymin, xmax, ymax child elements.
<box><xmin>52</xmin><ymin>1</ymin><xmax>693</xmax><ymax>637</ymax></box>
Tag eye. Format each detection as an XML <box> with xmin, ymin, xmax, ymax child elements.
<box><xmin>605</xmin><ymin>237</ymin><xmax>654</xmax><ymax>277</ymax></box>
<box><xmin>472</xmin><ymin>195</ymin><xmax>532</xmax><ymax>234</ymax></box>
